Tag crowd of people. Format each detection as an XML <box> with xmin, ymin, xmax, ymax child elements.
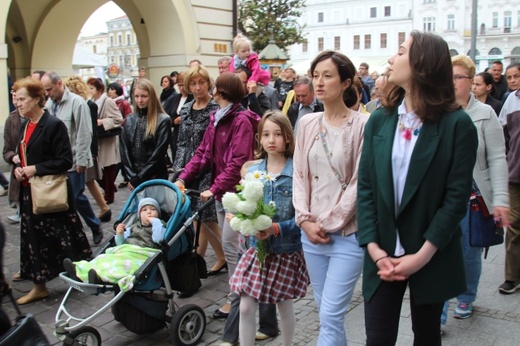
<box><xmin>3</xmin><ymin>30</ymin><xmax>520</xmax><ymax>346</ymax></box>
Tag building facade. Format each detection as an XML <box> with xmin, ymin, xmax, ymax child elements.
<box><xmin>289</xmin><ymin>0</ymin><xmax>520</xmax><ymax>73</ymax></box>
<box><xmin>76</xmin><ymin>32</ymin><xmax>108</xmax><ymax>79</ymax></box>
<box><xmin>106</xmin><ymin>15</ymin><xmax>141</xmax><ymax>79</ymax></box>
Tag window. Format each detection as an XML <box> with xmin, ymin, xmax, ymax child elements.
<box><xmin>118</xmin><ymin>34</ymin><xmax>122</xmax><ymax>46</ymax></box>
<box><xmin>447</xmin><ymin>14</ymin><xmax>455</xmax><ymax>30</ymax></box>
<box><xmin>118</xmin><ymin>55</ymin><xmax>123</xmax><ymax>66</ymax></box>
<box><xmin>110</xmin><ymin>36</ymin><xmax>114</xmax><ymax>47</ymax></box>
<box><xmin>110</xmin><ymin>56</ymin><xmax>115</xmax><ymax>63</ymax></box>
<box><xmin>334</xmin><ymin>36</ymin><xmax>341</xmax><ymax>50</ymax></box>
<box><xmin>518</xmin><ymin>11</ymin><xmax>520</xmax><ymax>27</ymax></box>
<box><xmin>370</xmin><ymin>7</ymin><xmax>377</xmax><ymax>18</ymax></box>
<box><xmin>365</xmin><ymin>34</ymin><xmax>371</xmax><ymax>49</ymax></box>
<box><xmin>505</xmin><ymin>11</ymin><xmax>512</xmax><ymax>33</ymax></box>
<box><xmin>93</xmin><ymin>45</ymin><xmax>97</xmax><ymax>54</ymax></box>
<box><xmin>318</xmin><ymin>37</ymin><xmax>324</xmax><ymax>51</ymax></box>
<box><xmin>423</xmin><ymin>17</ymin><xmax>436</xmax><ymax>32</ymax></box>
<box><xmin>398</xmin><ymin>32</ymin><xmax>406</xmax><ymax>45</ymax></box>
<box><xmin>302</xmin><ymin>40</ymin><xmax>308</xmax><ymax>53</ymax></box>
<box><xmin>353</xmin><ymin>35</ymin><xmax>360</xmax><ymax>50</ymax></box>
<box><xmin>380</xmin><ymin>33</ymin><xmax>387</xmax><ymax>48</ymax></box>
<box><xmin>384</xmin><ymin>6</ymin><xmax>391</xmax><ymax>17</ymax></box>
<box><xmin>318</xmin><ymin>12</ymin><xmax>324</xmax><ymax>23</ymax></box>
<box><xmin>424</xmin><ymin>0</ymin><xmax>436</xmax><ymax>3</ymax></box>
<box><xmin>126</xmin><ymin>33</ymin><xmax>131</xmax><ymax>45</ymax></box>
<box><xmin>492</xmin><ymin>12</ymin><xmax>498</xmax><ymax>28</ymax></box>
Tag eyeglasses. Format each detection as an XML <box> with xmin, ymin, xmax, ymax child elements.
<box><xmin>453</xmin><ymin>74</ymin><xmax>472</xmax><ymax>81</ymax></box>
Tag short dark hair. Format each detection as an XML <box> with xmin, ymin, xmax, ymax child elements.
<box><xmin>506</xmin><ymin>62</ymin><xmax>520</xmax><ymax>73</ymax></box>
<box><xmin>310</xmin><ymin>50</ymin><xmax>357</xmax><ymax>107</ymax></box>
<box><xmin>492</xmin><ymin>60</ymin><xmax>503</xmax><ymax>66</ymax></box>
<box><xmin>108</xmin><ymin>82</ymin><xmax>123</xmax><ymax>96</ymax></box>
<box><xmin>360</xmin><ymin>62</ymin><xmax>369</xmax><ymax>70</ymax></box>
<box><xmin>214</xmin><ymin>72</ymin><xmax>245</xmax><ymax>103</ymax></box>
<box><xmin>32</xmin><ymin>70</ymin><xmax>46</xmax><ymax>80</ymax></box>
<box><xmin>87</xmin><ymin>77</ymin><xmax>105</xmax><ymax>93</ymax></box>
<box><xmin>170</xmin><ymin>71</ymin><xmax>178</xmax><ymax>78</ymax></box>
<box><xmin>235</xmin><ymin>66</ymin><xmax>252</xmax><ymax>79</ymax></box>
<box><xmin>160</xmin><ymin>75</ymin><xmax>174</xmax><ymax>88</ymax></box>
<box><xmin>475</xmin><ymin>72</ymin><xmax>496</xmax><ymax>96</ymax></box>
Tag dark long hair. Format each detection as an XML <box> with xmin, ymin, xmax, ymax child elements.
<box><xmin>310</xmin><ymin>50</ymin><xmax>358</xmax><ymax>108</ymax></box>
<box><xmin>475</xmin><ymin>72</ymin><xmax>496</xmax><ymax>96</ymax></box>
<box><xmin>383</xmin><ymin>30</ymin><xmax>459</xmax><ymax>121</ymax></box>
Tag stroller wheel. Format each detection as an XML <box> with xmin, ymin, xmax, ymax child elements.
<box><xmin>64</xmin><ymin>326</ymin><xmax>101</xmax><ymax>346</ymax></box>
<box><xmin>170</xmin><ymin>304</ymin><xmax>206</xmax><ymax>346</ymax></box>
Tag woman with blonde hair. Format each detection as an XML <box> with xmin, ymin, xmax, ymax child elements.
<box><xmin>440</xmin><ymin>55</ymin><xmax>509</xmax><ymax>324</ymax></box>
<box><xmin>120</xmin><ymin>79</ymin><xmax>172</xmax><ymax>190</ymax></box>
<box><xmin>65</xmin><ymin>76</ymin><xmax>111</xmax><ymax>222</ymax></box>
<box><xmin>173</xmin><ymin>65</ymin><xmax>226</xmax><ymax>281</ymax></box>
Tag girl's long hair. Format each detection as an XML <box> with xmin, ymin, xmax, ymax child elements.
<box><xmin>255</xmin><ymin>111</ymin><xmax>295</xmax><ymax>159</ymax></box>
<box><xmin>135</xmin><ymin>78</ymin><xmax>165</xmax><ymax>137</ymax></box>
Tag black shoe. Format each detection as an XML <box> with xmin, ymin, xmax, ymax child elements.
<box><xmin>212</xmin><ymin>308</ymin><xmax>229</xmax><ymax>319</ymax></box>
<box><xmin>177</xmin><ymin>288</ymin><xmax>198</xmax><ymax>298</ymax></box>
<box><xmin>118</xmin><ymin>181</ymin><xmax>128</xmax><ymax>188</ymax></box>
<box><xmin>98</xmin><ymin>209</ymin><xmax>112</xmax><ymax>222</ymax></box>
<box><xmin>63</xmin><ymin>258</ymin><xmax>80</xmax><ymax>281</ymax></box>
<box><xmin>92</xmin><ymin>229</ymin><xmax>103</xmax><ymax>245</ymax></box>
<box><xmin>207</xmin><ymin>262</ymin><xmax>228</xmax><ymax>276</ymax></box>
<box><xmin>88</xmin><ymin>269</ymin><xmax>100</xmax><ymax>284</ymax></box>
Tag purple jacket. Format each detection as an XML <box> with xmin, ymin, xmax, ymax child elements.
<box><xmin>178</xmin><ymin>103</ymin><xmax>260</xmax><ymax>200</ymax></box>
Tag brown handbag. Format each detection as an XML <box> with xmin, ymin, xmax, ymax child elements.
<box><xmin>29</xmin><ymin>174</ymin><xmax>69</xmax><ymax>215</ymax></box>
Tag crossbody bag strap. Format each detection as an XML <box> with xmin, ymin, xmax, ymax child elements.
<box><xmin>318</xmin><ymin>115</ymin><xmax>347</xmax><ymax>190</ymax></box>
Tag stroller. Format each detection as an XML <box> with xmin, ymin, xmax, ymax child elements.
<box><xmin>55</xmin><ymin>179</ymin><xmax>211</xmax><ymax>346</ymax></box>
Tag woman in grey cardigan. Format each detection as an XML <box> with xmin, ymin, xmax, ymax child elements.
<box><xmin>441</xmin><ymin>55</ymin><xmax>510</xmax><ymax>324</ymax></box>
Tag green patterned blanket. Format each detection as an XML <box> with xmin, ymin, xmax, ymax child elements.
<box><xmin>74</xmin><ymin>244</ymin><xmax>159</xmax><ymax>292</ymax></box>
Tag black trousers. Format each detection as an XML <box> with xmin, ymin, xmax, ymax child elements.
<box><xmin>364</xmin><ymin>280</ymin><xmax>443</xmax><ymax>346</ymax></box>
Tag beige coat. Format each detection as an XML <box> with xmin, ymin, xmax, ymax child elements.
<box><xmin>95</xmin><ymin>93</ymin><xmax>123</xmax><ymax>167</ymax></box>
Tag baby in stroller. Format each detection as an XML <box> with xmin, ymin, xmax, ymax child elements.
<box><xmin>63</xmin><ymin>197</ymin><xmax>166</xmax><ymax>291</ymax></box>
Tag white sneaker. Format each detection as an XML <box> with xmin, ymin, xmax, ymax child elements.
<box><xmin>0</xmin><ymin>189</ymin><xmax>7</xmax><ymax>197</ymax></box>
<box><xmin>7</xmin><ymin>214</ymin><xmax>20</xmax><ymax>224</ymax></box>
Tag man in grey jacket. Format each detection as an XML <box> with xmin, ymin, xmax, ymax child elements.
<box><xmin>41</xmin><ymin>71</ymin><xmax>103</xmax><ymax>244</ymax></box>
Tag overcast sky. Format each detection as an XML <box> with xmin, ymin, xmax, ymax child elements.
<box><xmin>79</xmin><ymin>1</ymin><xmax>125</xmax><ymax>37</ymax></box>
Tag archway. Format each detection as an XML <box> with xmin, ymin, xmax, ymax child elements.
<box><xmin>1</xmin><ymin>0</ymin><xmax>234</xmax><ymax>122</ymax></box>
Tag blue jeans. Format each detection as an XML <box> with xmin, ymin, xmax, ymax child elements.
<box><xmin>302</xmin><ymin>232</ymin><xmax>364</xmax><ymax>346</ymax></box>
<box><xmin>441</xmin><ymin>207</ymin><xmax>481</xmax><ymax>322</ymax></box>
<box><xmin>68</xmin><ymin>171</ymin><xmax>100</xmax><ymax>232</ymax></box>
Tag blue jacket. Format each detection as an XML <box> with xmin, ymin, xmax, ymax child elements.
<box><xmin>248</xmin><ymin>157</ymin><xmax>301</xmax><ymax>254</ymax></box>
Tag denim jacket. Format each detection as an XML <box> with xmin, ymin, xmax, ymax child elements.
<box><xmin>248</xmin><ymin>157</ymin><xmax>302</xmax><ymax>254</ymax></box>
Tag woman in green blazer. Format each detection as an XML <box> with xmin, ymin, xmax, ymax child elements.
<box><xmin>357</xmin><ymin>31</ymin><xmax>478</xmax><ymax>345</ymax></box>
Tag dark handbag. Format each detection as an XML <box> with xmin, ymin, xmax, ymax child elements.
<box><xmin>0</xmin><ymin>314</ymin><xmax>50</xmax><ymax>346</ymax></box>
<box><xmin>0</xmin><ymin>289</ymin><xmax>50</xmax><ymax>346</ymax></box>
<box><xmin>97</xmin><ymin>125</ymin><xmax>122</xmax><ymax>138</ymax></box>
<box><xmin>468</xmin><ymin>188</ymin><xmax>504</xmax><ymax>259</ymax></box>
<box><xmin>168</xmin><ymin>251</ymin><xmax>202</xmax><ymax>293</ymax></box>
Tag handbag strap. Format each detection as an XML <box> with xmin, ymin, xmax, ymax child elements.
<box><xmin>318</xmin><ymin>115</ymin><xmax>347</xmax><ymax>190</ymax></box>
<box><xmin>20</xmin><ymin>124</ymin><xmax>28</xmax><ymax>168</ymax></box>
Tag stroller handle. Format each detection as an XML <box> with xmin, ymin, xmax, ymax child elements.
<box><xmin>184</xmin><ymin>189</ymin><xmax>215</xmax><ymax>213</ymax></box>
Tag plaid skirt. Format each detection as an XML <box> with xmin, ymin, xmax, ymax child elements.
<box><xmin>230</xmin><ymin>247</ymin><xmax>309</xmax><ymax>304</ymax></box>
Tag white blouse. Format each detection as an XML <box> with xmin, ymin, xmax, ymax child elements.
<box><xmin>391</xmin><ymin>100</ymin><xmax>422</xmax><ymax>256</ymax></box>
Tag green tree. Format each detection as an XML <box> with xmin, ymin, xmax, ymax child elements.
<box><xmin>238</xmin><ymin>0</ymin><xmax>306</xmax><ymax>53</ymax></box>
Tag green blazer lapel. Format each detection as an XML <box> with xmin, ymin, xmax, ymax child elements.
<box><xmin>399</xmin><ymin>120</ymin><xmax>440</xmax><ymax>214</ymax></box>
<box><xmin>374</xmin><ymin>113</ymin><xmax>398</xmax><ymax>214</ymax></box>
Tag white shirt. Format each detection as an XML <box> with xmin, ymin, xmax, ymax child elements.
<box><xmin>391</xmin><ymin>100</ymin><xmax>422</xmax><ymax>256</ymax></box>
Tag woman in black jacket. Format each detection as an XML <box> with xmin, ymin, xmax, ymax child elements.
<box><xmin>13</xmin><ymin>77</ymin><xmax>92</xmax><ymax>305</ymax></box>
<box><xmin>120</xmin><ymin>78</ymin><xmax>172</xmax><ymax>190</ymax></box>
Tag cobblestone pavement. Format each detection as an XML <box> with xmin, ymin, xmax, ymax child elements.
<box><xmin>1</xmin><ymin>174</ymin><xmax>520</xmax><ymax>345</ymax></box>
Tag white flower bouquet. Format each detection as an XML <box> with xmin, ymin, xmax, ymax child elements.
<box><xmin>222</xmin><ymin>171</ymin><xmax>277</xmax><ymax>267</ymax></box>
